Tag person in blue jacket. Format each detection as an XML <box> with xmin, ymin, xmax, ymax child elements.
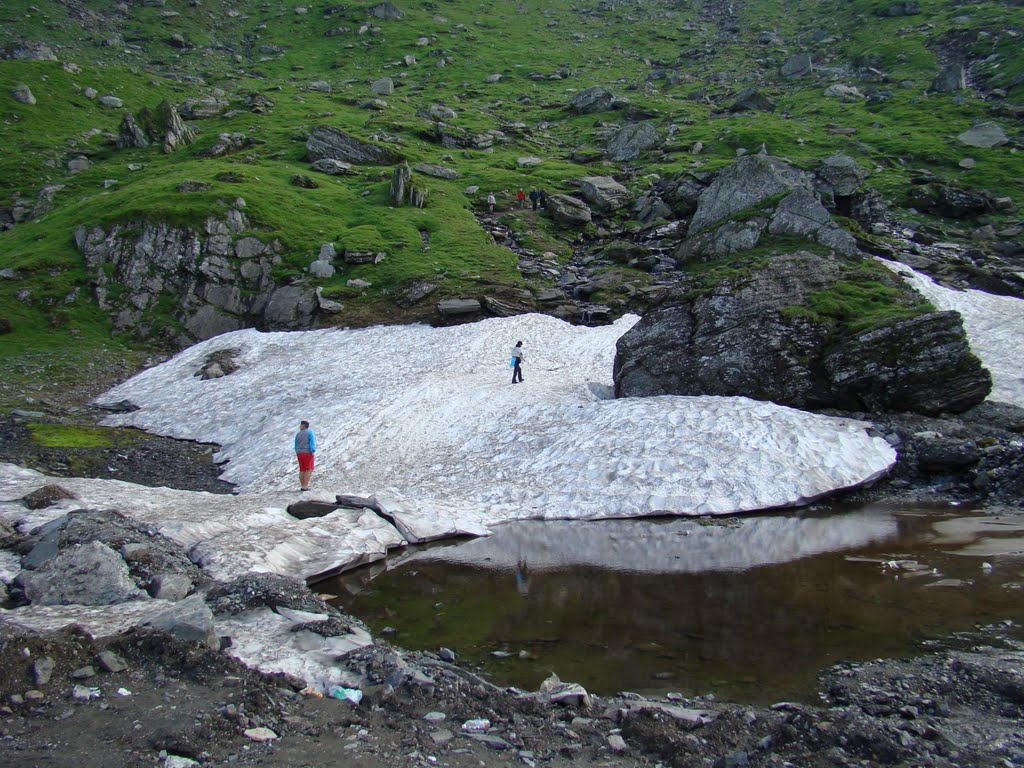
<box><xmin>294</xmin><ymin>420</ymin><xmax>316</xmax><ymax>491</ymax></box>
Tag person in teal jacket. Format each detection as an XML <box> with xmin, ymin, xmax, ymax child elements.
<box><xmin>294</xmin><ymin>420</ymin><xmax>316</xmax><ymax>491</ymax></box>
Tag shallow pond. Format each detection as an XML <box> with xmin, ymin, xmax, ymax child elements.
<box><xmin>325</xmin><ymin>503</ymin><xmax>1024</xmax><ymax>704</ymax></box>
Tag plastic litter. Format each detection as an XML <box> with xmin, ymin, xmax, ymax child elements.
<box><xmin>328</xmin><ymin>686</ymin><xmax>363</xmax><ymax>705</ymax></box>
<box><xmin>462</xmin><ymin>718</ymin><xmax>490</xmax><ymax>732</ymax></box>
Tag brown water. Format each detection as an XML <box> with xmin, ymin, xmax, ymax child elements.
<box><xmin>325</xmin><ymin>503</ymin><xmax>1024</xmax><ymax>704</ymax></box>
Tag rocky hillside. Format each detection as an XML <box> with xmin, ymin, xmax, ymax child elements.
<box><xmin>0</xmin><ymin>0</ymin><xmax>1022</xmax><ymax>407</ymax></box>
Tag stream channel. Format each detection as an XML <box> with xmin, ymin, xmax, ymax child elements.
<box><xmin>324</xmin><ymin>502</ymin><xmax>1024</xmax><ymax>705</ymax></box>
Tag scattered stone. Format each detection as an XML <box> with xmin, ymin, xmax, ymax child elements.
<box><xmin>12</xmin><ymin>83</ymin><xmax>35</xmax><ymax>105</ymax></box>
<box><xmin>608</xmin><ymin>734</ymin><xmax>628</xmax><ymax>752</ymax></box>
<box><xmin>97</xmin><ymin>650</ymin><xmax>128</xmax><ymax>673</ymax></box>
<box><xmin>728</xmin><ymin>87</ymin><xmax>775</xmax><ymax>113</ymax></box>
<box><xmin>781</xmin><ymin>53</ymin><xmax>812</xmax><ymax>78</ymax></box>
<box><xmin>311</xmin><ymin>159</ymin><xmax>359</xmax><ymax>176</ymax></box>
<box><xmin>606</xmin><ymin>122</ymin><xmax>659</xmax><ymax>162</ymax></box>
<box><xmin>22</xmin><ymin>484</ymin><xmax>75</xmax><ymax>510</ymax></box>
<box><xmin>291</xmin><ymin>174</ymin><xmax>319</xmax><ymax>189</ymax></box>
<box><xmin>956</xmin><ymin>122</ymin><xmax>1008</xmax><ymax>149</ymax></box>
<box><xmin>98</xmin><ymin>95</ymin><xmax>124</xmax><ymax>108</ymax></box>
<box><xmin>547</xmin><ymin>194</ymin><xmax>593</xmax><ymax>225</ymax></box>
<box><xmin>70</xmin><ymin>665</ymin><xmax>97</xmax><ymax>680</ymax></box>
<box><xmin>413</xmin><ymin>163</ymin><xmax>458</xmax><ymax>180</ymax></box>
<box><xmin>243</xmin><ymin>727</ymin><xmax>279</xmax><ymax>742</ymax></box>
<box><xmin>33</xmin><ymin>658</ymin><xmax>54</xmax><ymax>686</ymax></box>
<box><xmin>370</xmin><ymin>77</ymin><xmax>394</xmax><ymax>95</ymax></box>
<box><xmin>577</xmin><ymin>176</ymin><xmax>631</xmax><ymax>212</ymax></box>
<box><xmin>437</xmin><ymin>298</ymin><xmax>481</xmax><ymax>316</ymax></box>
<box><xmin>931</xmin><ymin>63</ymin><xmax>965</xmax><ymax>93</ymax></box>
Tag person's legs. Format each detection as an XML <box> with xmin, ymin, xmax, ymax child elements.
<box><xmin>297</xmin><ymin>453</ymin><xmax>314</xmax><ymax>489</ymax></box>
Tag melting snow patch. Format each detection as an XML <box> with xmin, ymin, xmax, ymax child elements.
<box><xmin>96</xmin><ymin>313</ymin><xmax>895</xmax><ymax>525</ymax></box>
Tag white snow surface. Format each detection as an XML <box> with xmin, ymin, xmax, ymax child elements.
<box><xmin>881</xmin><ymin>259</ymin><xmax>1024</xmax><ymax>408</ymax></box>
<box><xmin>97</xmin><ymin>313</ymin><xmax>897</xmax><ymax>525</ymax></box>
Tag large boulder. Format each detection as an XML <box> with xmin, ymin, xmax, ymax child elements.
<box><xmin>817</xmin><ymin>154</ymin><xmax>867</xmax><ymax>197</ymax></box>
<box><xmin>116</xmin><ymin>112</ymin><xmax>149</xmax><ymax>149</ymax></box>
<box><xmin>306</xmin><ymin>126</ymin><xmax>401</xmax><ymax>165</ymax></box>
<box><xmin>956</xmin><ymin>122</ymin><xmax>1008</xmax><ymax>149</ymax></box>
<box><xmin>20</xmin><ymin>540</ymin><xmax>146</xmax><ymax>606</ymax></box>
<box><xmin>930</xmin><ymin>64</ymin><xmax>965</xmax><ymax>93</ymax></box>
<box><xmin>262</xmin><ymin>285</ymin><xmax>318</xmax><ymax>329</ymax></box>
<box><xmin>577</xmin><ymin>176</ymin><xmax>631</xmax><ymax>212</ymax></box>
<box><xmin>567</xmin><ymin>86</ymin><xmax>624</xmax><ymax>114</ymax></box>
<box><xmin>613</xmin><ymin>250</ymin><xmax>990</xmax><ymax>415</ymax></box>
<box><xmin>824</xmin><ymin>311</ymin><xmax>992</xmax><ymax>414</ymax></box>
<box><xmin>137</xmin><ymin>100</ymin><xmax>195</xmax><ymax>153</ymax></box>
<box><xmin>547</xmin><ymin>194</ymin><xmax>592</xmax><ymax>225</ymax></box>
<box><xmin>781</xmin><ymin>53</ymin><xmax>813</xmax><ymax>78</ymax></box>
<box><xmin>767</xmin><ymin>188</ymin><xmax>858</xmax><ymax>256</ymax></box>
<box><xmin>688</xmin><ymin>155</ymin><xmax>810</xmax><ymax>234</ymax></box>
<box><xmin>727</xmin><ymin>87</ymin><xmax>776</xmax><ymax>113</ymax></box>
<box><xmin>606</xmin><ymin>122</ymin><xmax>659</xmax><ymax>162</ymax></box>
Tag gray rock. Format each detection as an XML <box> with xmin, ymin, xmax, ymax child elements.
<box><xmin>676</xmin><ymin>218</ymin><xmax>767</xmax><ymax>261</ymax></box>
<box><xmin>483</xmin><ymin>73</ymin><xmax>502</xmax><ymax>83</ymax></box>
<box><xmin>817</xmin><ymin>154</ymin><xmax>867</xmax><ymax>197</ymax></box>
<box><xmin>309</xmin><ymin>260</ymin><xmax>336</xmax><ymax>278</ymax></box>
<box><xmin>177</xmin><ymin>96</ymin><xmax>228</xmax><ymax>119</ymax></box>
<box><xmin>263</xmin><ymin>285</ymin><xmax>318</xmax><ymax>329</ymax></box>
<box><xmin>12</xmin><ymin>83</ymin><xmax>36</xmax><ymax>105</ymax></box>
<box><xmin>437</xmin><ymin>298</ymin><xmax>481</xmax><ymax>316</ymax></box>
<box><xmin>577</xmin><ymin>176</ymin><xmax>631</xmax><ymax>212</ymax></box>
<box><xmin>311</xmin><ymin>158</ymin><xmax>359</xmax><ymax>176</ymax></box>
<box><xmin>389</xmin><ymin>161</ymin><xmax>427</xmax><ymax>207</ymax></box>
<box><xmin>428</xmin><ymin>104</ymin><xmax>457</xmax><ymax>120</ymax></box>
<box><xmin>97</xmin><ymin>650</ymin><xmax>128</xmax><ymax>673</ymax></box>
<box><xmin>99</xmin><ymin>95</ymin><xmax>124</xmax><ymax>108</ymax></box>
<box><xmin>956</xmin><ymin>122</ymin><xmax>1008</xmax><ymax>149</ymax></box>
<box><xmin>116</xmin><ymin>112</ymin><xmax>149</xmax><ymax>149</ymax></box>
<box><xmin>7</xmin><ymin>42</ymin><xmax>57</xmax><ymax>61</ymax></box>
<box><xmin>370</xmin><ymin>77</ymin><xmax>394</xmax><ymax>95</ymax></box>
<box><xmin>689</xmin><ymin>154</ymin><xmax>810</xmax><ymax>234</ymax></box>
<box><xmin>150</xmin><ymin>573</ymin><xmax>192</xmax><ymax>601</ymax></box>
<box><xmin>138</xmin><ymin>101</ymin><xmax>195</xmax><ymax>153</ymax></box>
<box><xmin>413</xmin><ymin>163</ymin><xmax>459</xmax><ymax>179</ymax></box>
<box><xmin>728</xmin><ymin>87</ymin><xmax>776</xmax><ymax>113</ymax></box>
<box><xmin>781</xmin><ymin>53</ymin><xmax>813</xmax><ymax>78</ymax></box>
<box><xmin>316</xmin><ymin>288</ymin><xmax>344</xmax><ymax>314</ymax></box>
<box><xmin>33</xmin><ymin>658</ymin><xmax>54</xmax><ymax>686</ymax></box>
<box><xmin>547</xmin><ymin>194</ymin><xmax>593</xmax><ymax>225</ymax></box>
<box><xmin>768</xmin><ymin>187</ymin><xmax>858</xmax><ymax>256</ymax></box>
<box><xmin>318</xmin><ymin>243</ymin><xmax>337</xmax><ymax>261</ymax></box>
<box><xmin>824</xmin><ymin>312</ymin><xmax>991</xmax><ymax>414</ymax></box>
<box><xmin>21</xmin><ymin>541</ymin><xmax>146</xmax><ymax>606</ymax></box>
<box><xmin>614</xmin><ymin>250</ymin><xmax>989</xmax><ymax>415</ymax></box>
<box><xmin>568</xmin><ymin>86</ymin><xmax>619</xmax><ymax>114</ymax></box>
<box><xmin>306</xmin><ymin>126</ymin><xmax>401</xmax><ymax>165</ymax></box>
<box><xmin>823</xmin><ymin>84</ymin><xmax>863</xmax><ymax>100</ymax></box>
<box><xmin>142</xmin><ymin>594</ymin><xmax>218</xmax><ymax>648</ymax></box>
<box><xmin>606</xmin><ymin>122</ymin><xmax>659</xmax><ymax>162</ymax></box>
<box><xmin>308</xmin><ymin>80</ymin><xmax>332</xmax><ymax>93</ymax></box>
<box><xmin>931</xmin><ymin>64</ymin><xmax>965</xmax><ymax>93</ymax></box>
<box><xmin>83</xmin><ymin>87</ymin><xmax>98</xmax><ymax>99</ymax></box>
<box><xmin>369</xmin><ymin>2</ymin><xmax>403</xmax><ymax>20</ymax></box>
<box><xmin>67</xmin><ymin>156</ymin><xmax>90</xmax><ymax>174</ymax></box>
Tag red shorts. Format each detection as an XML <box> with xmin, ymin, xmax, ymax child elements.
<box><xmin>296</xmin><ymin>452</ymin><xmax>315</xmax><ymax>471</ymax></box>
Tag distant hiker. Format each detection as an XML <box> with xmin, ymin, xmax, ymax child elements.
<box><xmin>529</xmin><ymin>187</ymin><xmax>539</xmax><ymax>211</ymax></box>
<box><xmin>510</xmin><ymin>340</ymin><xmax>525</xmax><ymax>384</ymax></box>
<box><xmin>517</xmin><ymin>188</ymin><xmax>526</xmax><ymax>208</ymax></box>
<box><xmin>487</xmin><ymin>192</ymin><xmax>496</xmax><ymax>212</ymax></box>
<box><xmin>538</xmin><ymin>188</ymin><xmax>547</xmax><ymax>209</ymax></box>
<box><xmin>294</xmin><ymin>420</ymin><xmax>316</xmax><ymax>491</ymax></box>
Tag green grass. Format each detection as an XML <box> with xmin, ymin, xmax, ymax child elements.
<box><xmin>0</xmin><ymin>0</ymin><xmax>1021</xmax><ymax>402</ymax></box>
<box><xmin>27</xmin><ymin>422</ymin><xmax>126</xmax><ymax>448</ymax></box>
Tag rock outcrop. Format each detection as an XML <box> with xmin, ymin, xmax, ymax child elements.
<box><xmin>74</xmin><ymin>209</ymin><xmax>319</xmax><ymax>344</ymax></box>
<box><xmin>306</xmin><ymin>126</ymin><xmax>402</xmax><ymax>165</ymax></box>
<box><xmin>613</xmin><ymin>250</ymin><xmax>991</xmax><ymax>415</ymax></box>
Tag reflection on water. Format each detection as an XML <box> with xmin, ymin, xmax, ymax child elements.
<box><xmin>326</xmin><ymin>504</ymin><xmax>1024</xmax><ymax>704</ymax></box>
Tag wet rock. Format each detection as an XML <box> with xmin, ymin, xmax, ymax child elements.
<box><xmin>614</xmin><ymin>251</ymin><xmax>989</xmax><ymax>415</ymax></box>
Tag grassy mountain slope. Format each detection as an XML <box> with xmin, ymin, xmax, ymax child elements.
<box><xmin>0</xmin><ymin>0</ymin><xmax>1022</xmax><ymax>409</ymax></box>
